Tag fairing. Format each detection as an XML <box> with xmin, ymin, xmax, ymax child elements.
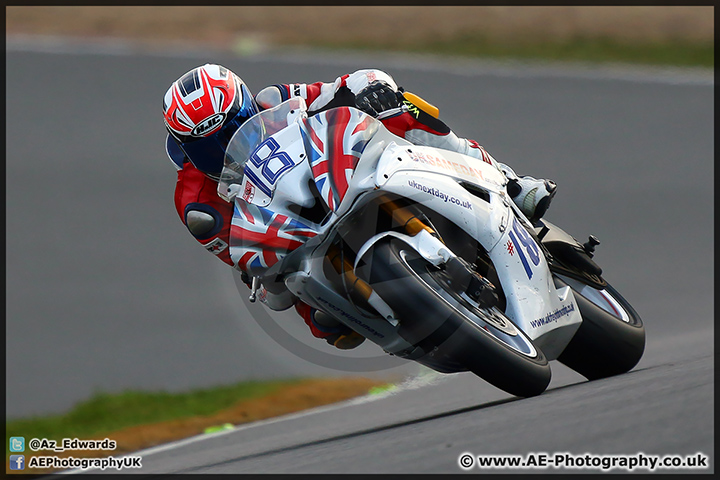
<box><xmin>220</xmin><ymin>99</ymin><xmax>581</xmax><ymax>359</ymax></box>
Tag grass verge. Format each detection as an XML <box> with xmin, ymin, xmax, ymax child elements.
<box><xmin>303</xmin><ymin>37</ymin><xmax>714</xmax><ymax>68</ymax></box>
<box><xmin>5</xmin><ymin>376</ymin><xmax>391</xmax><ymax>474</ymax></box>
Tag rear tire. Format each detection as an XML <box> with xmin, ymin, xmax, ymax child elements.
<box><xmin>360</xmin><ymin>239</ymin><xmax>551</xmax><ymax>397</ymax></box>
<box><xmin>555</xmin><ymin>276</ymin><xmax>645</xmax><ymax>380</ymax></box>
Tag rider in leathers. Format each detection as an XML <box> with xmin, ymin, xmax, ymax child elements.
<box><xmin>164</xmin><ymin>65</ymin><xmax>557</xmax><ymax>350</ymax></box>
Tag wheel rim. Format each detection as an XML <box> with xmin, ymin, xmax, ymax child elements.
<box><xmin>557</xmin><ymin>274</ymin><xmax>632</xmax><ymax>323</ymax></box>
<box><xmin>398</xmin><ymin>249</ymin><xmax>539</xmax><ymax>358</ymax></box>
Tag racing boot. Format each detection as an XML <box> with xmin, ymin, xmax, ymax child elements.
<box><xmin>295</xmin><ymin>303</ymin><xmax>366</xmax><ymax>350</ymax></box>
<box><xmin>499</xmin><ymin>164</ymin><xmax>557</xmax><ymax>223</ymax></box>
<box><xmin>313</xmin><ymin>311</ymin><xmax>366</xmax><ymax>350</ymax></box>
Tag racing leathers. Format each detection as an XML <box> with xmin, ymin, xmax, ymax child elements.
<box><xmin>167</xmin><ymin>68</ymin><xmax>555</xmax><ymax>349</ymax></box>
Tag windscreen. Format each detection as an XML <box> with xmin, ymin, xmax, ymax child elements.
<box><xmin>218</xmin><ymin>97</ymin><xmax>307</xmax><ymax>201</ymax></box>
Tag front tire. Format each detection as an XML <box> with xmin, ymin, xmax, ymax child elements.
<box><xmin>359</xmin><ymin>239</ymin><xmax>551</xmax><ymax>398</ymax></box>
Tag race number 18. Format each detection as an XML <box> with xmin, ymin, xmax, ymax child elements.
<box><xmin>249</xmin><ymin>138</ymin><xmax>295</xmax><ymax>184</ymax></box>
<box><xmin>509</xmin><ymin>217</ymin><xmax>540</xmax><ymax>279</ymax></box>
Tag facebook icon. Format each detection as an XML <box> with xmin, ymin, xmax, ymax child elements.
<box><xmin>9</xmin><ymin>455</ymin><xmax>25</xmax><ymax>470</ymax></box>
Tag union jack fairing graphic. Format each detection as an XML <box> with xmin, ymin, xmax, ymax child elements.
<box><xmin>230</xmin><ymin>200</ymin><xmax>318</xmax><ymax>275</ymax></box>
<box><xmin>301</xmin><ymin>107</ymin><xmax>378</xmax><ymax>211</ymax></box>
<box><xmin>227</xmin><ymin>104</ymin><xmax>379</xmax><ymax>276</ymax></box>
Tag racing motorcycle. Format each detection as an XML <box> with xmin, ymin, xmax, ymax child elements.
<box><xmin>218</xmin><ymin>96</ymin><xmax>645</xmax><ymax>398</ymax></box>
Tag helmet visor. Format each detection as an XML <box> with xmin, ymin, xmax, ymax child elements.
<box><xmin>178</xmin><ymin>84</ymin><xmax>258</xmax><ymax>178</ymax></box>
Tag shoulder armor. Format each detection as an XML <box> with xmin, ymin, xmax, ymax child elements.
<box><xmin>166</xmin><ymin>134</ymin><xmax>186</xmax><ymax>170</ymax></box>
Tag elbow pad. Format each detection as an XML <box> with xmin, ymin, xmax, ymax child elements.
<box><xmin>184</xmin><ymin>203</ymin><xmax>223</xmax><ymax>239</ymax></box>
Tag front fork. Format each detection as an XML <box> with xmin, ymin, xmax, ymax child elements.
<box><xmin>374</xmin><ymin>197</ymin><xmax>497</xmax><ymax>309</ymax></box>
<box><xmin>335</xmin><ymin>196</ymin><xmax>497</xmax><ymax>325</ymax></box>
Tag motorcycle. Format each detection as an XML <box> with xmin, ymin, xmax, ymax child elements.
<box><xmin>218</xmin><ymin>96</ymin><xmax>645</xmax><ymax>397</ymax></box>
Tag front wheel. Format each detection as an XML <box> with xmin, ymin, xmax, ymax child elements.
<box><xmin>359</xmin><ymin>239</ymin><xmax>551</xmax><ymax>398</ymax></box>
<box><xmin>555</xmin><ymin>275</ymin><xmax>645</xmax><ymax>380</ymax></box>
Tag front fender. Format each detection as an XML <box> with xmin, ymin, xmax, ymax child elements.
<box><xmin>354</xmin><ymin>229</ymin><xmax>452</xmax><ymax>271</ymax></box>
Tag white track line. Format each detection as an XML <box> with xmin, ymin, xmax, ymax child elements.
<box><xmin>58</xmin><ymin>370</ymin><xmax>447</xmax><ymax>474</ymax></box>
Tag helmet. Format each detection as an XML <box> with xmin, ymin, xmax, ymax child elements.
<box><xmin>163</xmin><ymin>64</ymin><xmax>258</xmax><ymax>179</ymax></box>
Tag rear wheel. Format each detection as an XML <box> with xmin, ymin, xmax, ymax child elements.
<box><xmin>359</xmin><ymin>239</ymin><xmax>551</xmax><ymax>397</ymax></box>
<box><xmin>555</xmin><ymin>275</ymin><xmax>645</xmax><ymax>380</ymax></box>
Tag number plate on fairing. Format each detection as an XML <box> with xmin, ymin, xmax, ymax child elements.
<box><xmin>240</xmin><ymin>124</ymin><xmax>305</xmax><ymax>207</ymax></box>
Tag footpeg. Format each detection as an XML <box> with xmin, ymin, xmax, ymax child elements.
<box><xmin>582</xmin><ymin>235</ymin><xmax>600</xmax><ymax>257</ymax></box>
<box><xmin>248</xmin><ymin>277</ymin><xmax>260</xmax><ymax>303</ymax></box>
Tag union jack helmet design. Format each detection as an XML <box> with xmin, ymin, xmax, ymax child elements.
<box><xmin>163</xmin><ymin>64</ymin><xmax>258</xmax><ymax>178</ymax></box>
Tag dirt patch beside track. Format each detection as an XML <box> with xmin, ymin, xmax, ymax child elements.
<box><xmin>5</xmin><ymin>377</ymin><xmax>390</xmax><ymax>475</ymax></box>
<box><xmin>7</xmin><ymin>6</ymin><xmax>713</xmax><ymax>51</ymax></box>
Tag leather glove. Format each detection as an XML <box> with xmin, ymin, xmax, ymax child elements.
<box><xmin>355</xmin><ymin>81</ymin><xmax>403</xmax><ymax>117</ymax></box>
<box><xmin>240</xmin><ymin>271</ymin><xmax>252</xmax><ymax>289</ymax></box>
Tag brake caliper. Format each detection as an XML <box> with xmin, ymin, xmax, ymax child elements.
<box><xmin>444</xmin><ymin>256</ymin><xmax>499</xmax><ymax>309</ymax></box>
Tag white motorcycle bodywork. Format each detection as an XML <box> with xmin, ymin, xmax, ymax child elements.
<box><xmin>221</xmin><ymin>98</ymin><xmax>582</xmax><ymax>363</ymax></box>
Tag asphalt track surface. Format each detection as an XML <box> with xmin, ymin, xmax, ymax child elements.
<box><xmin>6</xmin><ymin>40</ymin><xmax>714</xmax><ymax>474</ymax></box>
